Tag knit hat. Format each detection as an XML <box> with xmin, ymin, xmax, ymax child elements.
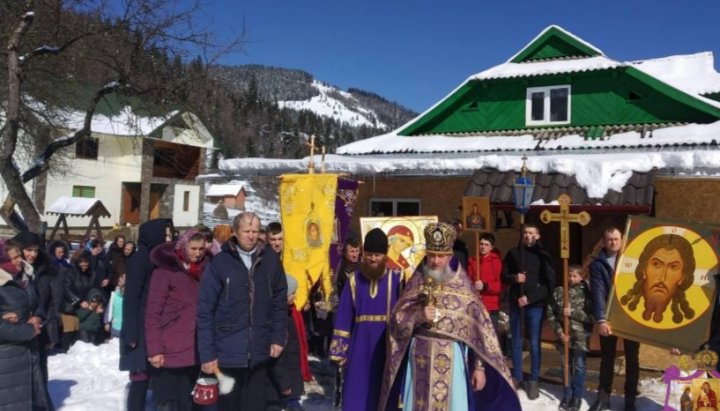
<box><xmin>286</xmin><ymin>274</ymin><xmax>298</xmax><ymax>296</ymax></box>
<box><xmin>363</xmin><ymin>228</ymin><xmax>388</xmax><ymax>254</ymax></box>
<box><xmin>423</xmin><ymin>222</ymin><xmax>456</xmax><ymax>255</ymax></box>
<box><xmin>12</xmin><ymin>231</ymin><xmax>43</xmax><ymax>250</ymax></box>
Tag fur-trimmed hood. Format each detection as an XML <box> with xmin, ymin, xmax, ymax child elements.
<box><xmin>150</xmin><ymin>242</ymin><xmax>183</xmax><ymax>272</ymax></box>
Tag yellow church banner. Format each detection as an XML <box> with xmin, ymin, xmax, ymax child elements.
<box><xmin>280</xmin><ymin>173</ymin><xmax>338</xmax><ymax>310</ymax></box>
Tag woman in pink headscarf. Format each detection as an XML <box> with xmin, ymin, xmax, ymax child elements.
<box><xmin>145</xmin><ymin>229</ymin><xmax>210</xmax><ymax>409</ymax></box>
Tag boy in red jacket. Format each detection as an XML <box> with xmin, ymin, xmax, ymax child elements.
<box><xmin>467</xmin><ymin>232</ymin><xmax>503</xmax><ymax>333</ymax></box>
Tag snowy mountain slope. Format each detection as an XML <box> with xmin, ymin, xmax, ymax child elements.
<box><xmin>210</xmin><ymin>64</ymin><xmax>416</xmax><ymax>130</ymax></box>
<box><xmin>278</xmin><ymin>80</ymin><xmax>388</xmax><ymax>129</ymax></box>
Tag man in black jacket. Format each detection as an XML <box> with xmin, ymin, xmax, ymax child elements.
<box><xmin>588</xmin><ymin>227</ymin><xmax>639</xmax><ymax>411</ymax></box>
<box><xmin>502</xmin><ymin>222</ymin><xmax>556</xmax><ymax>400</ymax></box>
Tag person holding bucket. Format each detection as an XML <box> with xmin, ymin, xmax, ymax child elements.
<box><xmin>145</xmin><ymin>228</ymin><xmax>210</xmax><ymax>410</ymax></box>
<box><xmin>197</xmin><ymin>212</ymin><xmax>287</xmax><ymax>410</ymax></box>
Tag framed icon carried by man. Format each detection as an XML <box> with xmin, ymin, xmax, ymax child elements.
<box><xmin>606</xmin><ymin>216</ymin><xmax>719</xmax><ymax>351</ymax></box>
<box><xmin>462</xmin><ymin>196</ymin><xmax>491</xmax><ymax>232</ymax></box>
<box><xmin>360</xmin><ymin>215</ymin><xmax>438</xmax><ymax>281</ymax></box>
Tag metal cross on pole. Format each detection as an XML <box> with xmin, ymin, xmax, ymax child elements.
<box><xmin>540</xmin><ymin>193</ymin><xmax>591</xmax><ymax>388</ymax></box>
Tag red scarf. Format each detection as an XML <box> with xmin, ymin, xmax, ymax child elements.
<box><xmin>175</xmin><ymin>249</ymin><xmax>203</xmax><ymax>281</ymax></box>
<box><xmin>187</xmin><ymin>262</ymin><xmax>202</xmax><ymax>281</ymax></box>
<box><xmin>291</xmin><ymin>306</ymin><xmax>312</xmax><ymax>381</ymax></box>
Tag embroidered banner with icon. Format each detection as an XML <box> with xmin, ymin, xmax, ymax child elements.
<box><xmin>329</xmin><ymin>178</ymin><xmax>360</xmax><ymax>284</ymax></box>
<box><xmin>280</xmin><ymin>173</ymin><xmax>338</xmax><ymax>310</ymax></box>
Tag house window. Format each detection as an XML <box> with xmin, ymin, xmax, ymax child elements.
<box><xmin>72</xmin><ymin>185</ymin><xmax>95</xmax><ymax>198</ymax></box>
<box><xmin>526</xmin><ymin>85</ymin><xmax>571</xmax><ymax>125</ymax></box>
<box><xmin>370</xmin><ymin>198</ymin><xmax>421</xmax><ymax>217</ymax></box>
<box><xmin>183</xmin><ymin>191</ymin><xmax>190</xmax><ymax>212</ymax></box>
<box><xmin>75</xmin><ymin>138</ymin><xmax>99</xmax><ymax>159</ymax></box>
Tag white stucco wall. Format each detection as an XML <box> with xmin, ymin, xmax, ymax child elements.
<box><xmin>43</xmin><ymin>135</ymin><xmax>143</xmax><ymax>227</ymax></box>
<box><xmin>172</xmin><ymin>184</ymin><xmax>200</xmax><ymax>227</ymax></box>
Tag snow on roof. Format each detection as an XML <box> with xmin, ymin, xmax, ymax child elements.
<box><xmin>337</xmin><ymin>131</ymin><xmax>538</xmax><ymax>154</ymax></box>
<box><xmin>506</xmin><ymin>25</ymin><xmax>606</xmax><ymax>63</ymax></box>
<box><xmin>19</xmin><ymin>97</ymin><xmax>178</xmax><ymax>137</ymax></box>
<box><xmin>63</xmin><ymin>106</ymin><xmax>177</xmax><ymax>136</ymax></box>
<box><xmin>217</xmin><ymin>147</ymin><xmax>720</xmax><ymax>202</ymax></box>
<box><xmin>543</xmin><ymin>121</ymin><xmax>720</xmax><ymax>150</ymax></box>
<box><xmin>205</xmin><ymin>182</ymin><xmax>251</xmax><ymax>197</ymax></box>
<box><xmin>630</xmin><ymin>52</ymin><xmax>720</xmax><ymax>95</ymax></box>
<box><xmin>46</xmin><ymin>196</ymin><xmax>111</xmax><ymax>217</ymax></box>
<box><xmin>472</xmin><ymin>56</ymin><xmax>622</xmax><ymax>81</ymax></box>
<box><xmin>336</xmin><ymin>121</ymin><xmax>720</xmax><ymax>155</ymax></box>
<box><xmin>469</xmin><ymin>54</ymin><xmax>720</xmax><ymax>112</ymax></box>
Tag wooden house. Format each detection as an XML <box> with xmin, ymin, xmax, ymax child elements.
<box><xmin>1</xmin><ymin>108</ymin><xmax>215</xmax><ymax>230</ymax></box>
<box><xmin>205</xmin><ymin>182</ymin><xmax>252</xmax><ymax>210</ymax></box>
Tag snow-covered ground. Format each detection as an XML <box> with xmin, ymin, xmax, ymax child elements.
<box><xmin>48</xmin><ymin>339</ymin><xmax>667</xmax><ymax>410</ymax></box>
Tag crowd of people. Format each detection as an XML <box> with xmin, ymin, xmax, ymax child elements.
<box><xmin>326</xmin><ymin>222</ymin><xmax>642</xmax><ymax>411</ymax></box>
<box><xmin>0</xmin><ymin>213</ymin><xmax>709</xmax><ymax>411</ymax></box>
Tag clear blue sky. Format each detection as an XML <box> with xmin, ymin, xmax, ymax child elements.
<box><xmin>196</xmin><ymin>0</ymin><xmax>720</xmax><ymax>113</ymax></box>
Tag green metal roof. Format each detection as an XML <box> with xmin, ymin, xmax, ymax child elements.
<box><xmin>510</xmin><ymin>26</ymin><xmax>603</xmax><ymax>63</ymax></box>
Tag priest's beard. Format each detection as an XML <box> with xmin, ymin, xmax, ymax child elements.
<box><xmin>422</xmin><ymin>261</ymin><xmax>455</xmax><ymax>284</ymax></box>
<box><xmin>361</xmin><ymin>257</ymin><xmax>387</xmax><ymax>281</ymax></box>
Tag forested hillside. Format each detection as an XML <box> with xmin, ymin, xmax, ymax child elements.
<box><xmin>0</xmin><ymin>2</ymin><xmax>415</xmax><ymax>162</ymax></box>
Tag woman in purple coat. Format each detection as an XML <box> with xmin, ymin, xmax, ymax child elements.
<box><xmin>145</xmin><ymin>228</ymin><xmax>209</xmax><ymax>410</ymax></box>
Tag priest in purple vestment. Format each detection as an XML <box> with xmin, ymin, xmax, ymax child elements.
<box><xmin>378</xmin><ymin>222</ymin><xmax>521</xmax><ymax>411</ymax></box>
<box><xmin>329</xmin><ymin>228</ymin><xmax>403</xmax><ymax>411</ymax></box>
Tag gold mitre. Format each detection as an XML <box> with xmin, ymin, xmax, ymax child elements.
<box><xmin>695</xmin><ymin>345</ymin><xmax>719</xmax><ymax>371</ymax></box>
<box><xmin>423</xmin><ymin>222</ymin><xmax>456</xmax><ymax>255</ymax></box>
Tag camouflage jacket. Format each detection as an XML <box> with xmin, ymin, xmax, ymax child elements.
<box><xmin>546</xmin><ymin>282</ymin><xmax>594</xmax><ymax>351</ymax></box>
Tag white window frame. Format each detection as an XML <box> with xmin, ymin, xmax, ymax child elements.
<box><xmin>369</xmin><ymin>198</ymin><xmax>422</xmax><ymax>217</ymax></box>
<box><xmin>525</xmin><ymin>85</ymin><xmax>571</xmax><ymax>126</ymax></box>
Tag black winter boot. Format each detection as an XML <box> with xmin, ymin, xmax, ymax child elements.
<box><xmin>568</xmin><ymin>397</ymin><xmax>582</xmax><ymax>411</ymax></box>
<box><xmin>588</xmin><ymin>391</ymin><xmax>610</xmax><ymax>411</ymax></box>
<box><xmin>558</xmin><ymin>397</ymin><xmax>571</xmax><ymax>410</ymax></box>
<box><xmin>525</xmin><ymin>380</ymin><xmax>540</xmax><ymax>400</ymax></box>
<box><xmin>624</xmin><ymin>394</ymin><xmax>637</xmax><ymax>411</ymax></box>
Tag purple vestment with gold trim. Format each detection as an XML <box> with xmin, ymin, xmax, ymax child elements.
<box><xmin>378</xmin><ymin>261</ymin><xmax>521</xmax><ymax>411</ymax></box>
<box><xmin>330</xmin><ymin>267</ymin><xmax>403</xmax><ymax>411</ymax></box>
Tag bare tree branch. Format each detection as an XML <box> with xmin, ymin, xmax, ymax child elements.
<box><xmin>0</xmin><ymin>0</ymin><xmax>247</xmax><ymax>233</ymax></box>
<box><xmin>21</xmin><ymin>80</ymin><xmax>123</xmax><ymax>183</ymax></box>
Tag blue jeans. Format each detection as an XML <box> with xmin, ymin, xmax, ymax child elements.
<box><xmin>510</xmin><ymin>303</ymin><xmax>543</xmax><ymax>381</ymax></box>
<box><xmin>561</xmin><ymin>348</ymin><xmax>587</xmax><ymax>400</ymax></box>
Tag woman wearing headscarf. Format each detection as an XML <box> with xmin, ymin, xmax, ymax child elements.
<box><xmin>145</xmin><ymin>228</ymin><xmax>210</xmax><ymax>410</ymax></box>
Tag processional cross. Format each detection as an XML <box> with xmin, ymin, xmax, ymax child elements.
<box><xmin>306</xmin><ymin>134</ymin><xmax>317</xmax><ymax>174</ymax></box>
<box><xmin>540</xmin><ymin>194</ymin><xmax>591</xmax><ymax>388</ymax></box>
